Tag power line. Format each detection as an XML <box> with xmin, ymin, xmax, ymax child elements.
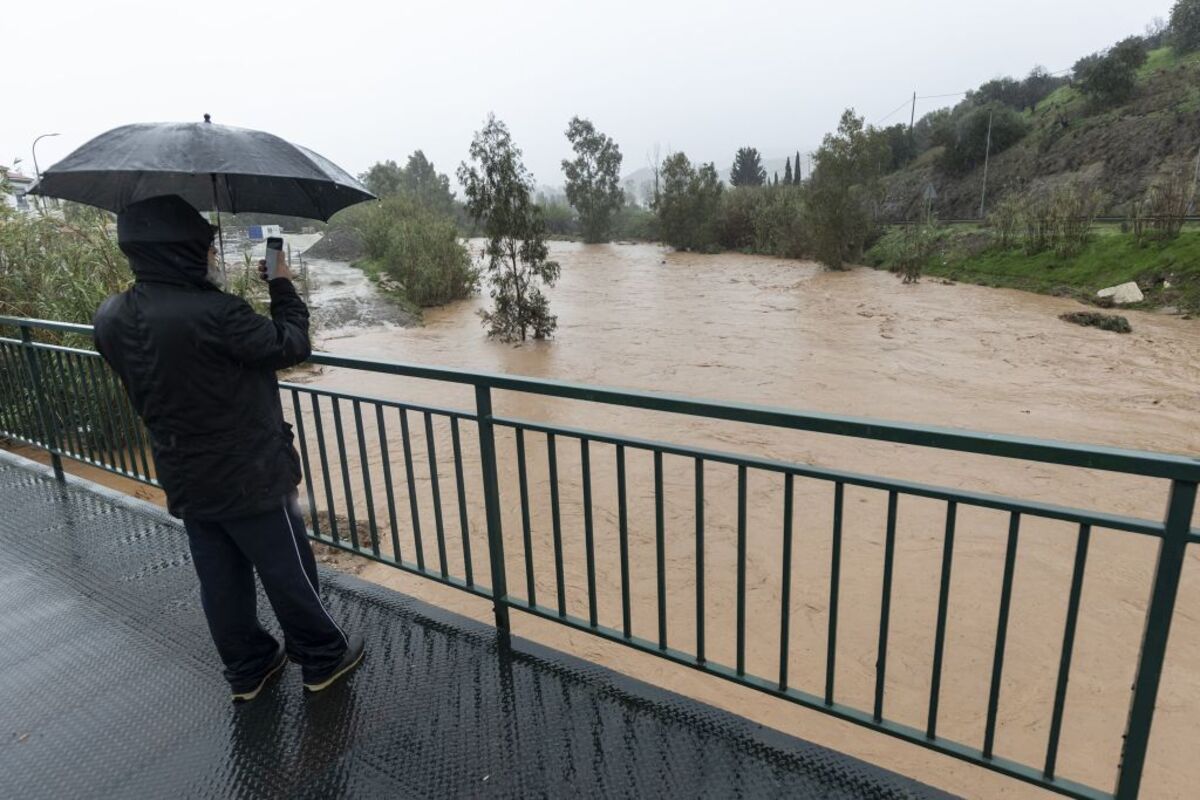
<box><xmin>916</xmin><ymin>91</ymin><xmax>968</xmax><ymax>100</ymax></box>
<box><xmin>875</xmin><ymin>98</ymin><xmax>914</xmax><ymax>125</ymax></box>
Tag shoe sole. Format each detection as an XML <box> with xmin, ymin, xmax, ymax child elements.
<box><xmin>303</xmin><ymin>648</ymin><xmax>365</xmax><ymax>694</ymax></box>
<box><xmin>231</xmin><ymin>652</ymin><xmax>288</xmax><ymax>704</ymax></box>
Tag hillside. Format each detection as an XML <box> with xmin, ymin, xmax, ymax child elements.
<box><xmin>882</xmin><ymin>47</ymin><xmax>1200</xmax><ymax>219</ymax></box>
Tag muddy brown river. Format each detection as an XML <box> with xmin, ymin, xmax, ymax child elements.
<box><xmin>43</xmin><ymin>240</ymin><xmax>1200</xmax><ymax>798</ymax></box>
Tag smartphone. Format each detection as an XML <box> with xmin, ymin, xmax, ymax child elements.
<box><xmin>265</xmin><ymin>237</ymin><xmax>285</xmax><ymax>280</ymax></box>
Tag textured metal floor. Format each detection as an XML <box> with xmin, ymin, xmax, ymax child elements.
<box><xmin>0</xmin><ymin>451</ymin><xmax>956</xmax><ymax>799</ymax></box>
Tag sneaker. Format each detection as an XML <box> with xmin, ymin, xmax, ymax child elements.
<box><xmin>303</xmin><ymin>634</ymin><xmax>365</xmax><ymax>694</ymax></box>
<box><xmin>231</xmin><ymin>645</ymin><xmax>288</xmax><ymax>704</ymax></box>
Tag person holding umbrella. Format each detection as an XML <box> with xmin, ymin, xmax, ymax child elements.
<box><xmin>33</xmin><ymin>119</ymin><xmax>375</xmax><ymax>702</ymax></box>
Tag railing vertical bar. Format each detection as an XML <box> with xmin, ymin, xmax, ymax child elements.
<box><xmin>1044</xmin><ymin>523</ymin><xmax>1091</xmax><ymax>780</ymax></box>
<box><xmin>617</xmin><ymin>444</ymin><xmax>632</xmax><ymax>639</ymax></box>
<box><xmin>984</xmin><ymin>511</ymin><xmax>1022</xmax><ymax>759</ymax></box>
<box><xmin>826</xmin><ymin>481</ymin><xmax>844</xmax><ymax>705</ymax></box>
<box><xmin>779</xmin><ymin>472</ymin><xmax>795</xmax><ymax>691</ymax></box>
<box><xmin>108</xmin><ymin>369</ymin><xmax>139</xmax><ymax>475</ymax></box>
<box><xmin>0</xmin><ymin>344</ymin><xmax>22</xmax><ymax>436</ymax></box>
<box><xmin>7</xmin><ymin>342</ymin><xmax>39</xmax><ymax>444</ymax></box>
<box><xmin>655</xmin><ymin>449</ymin><xmax>667</xmax><ymax>649</ymax></box>
<box><xmin>695</xmin><ymin>457</ymin><xmax>705</xmax><ymax>664</ymax></box>
<box><xmin>548</xmin><ymin>432</ymin><xmax>566</xmax><ymax>617</ymax></box>
<box><xmin>927</xmin><ymin>500</ymin><xmax>958</xmax><ymax>739</ymax></box>
<box><xmin>582</xmin><ymin>438</ymin><xmax>598</xmax><ymax>628</ymax></box>
<box><xmin>91</xmin><ymin>364</ymin><xmax>127</xmax><ymax>473</ymax></box>
<box><xmin>83</xmin><ymin>356</ymin><xmax>118</xmax><ymax>470</ymax></box>
<box><xmin>310</xmin><ymin>393</ymin><xmax>340</xmax><ymax>542</ymax></box>
<box><xmin>353</xmin><ymin>400</ymin><xmax>380</xmax><ymax>556</ymax></box>
<box><xmin>736</xmin><ymin>464</ymin><xmax>748</xmax><ymax>676</ymax></box>
<box><xmin>516</xmin><ymin>427</ymin><xmax>537</xmax><ymax>606</ymax></box>
<box><xmin>874</xmin><ymin>490</ymin><xmax>899</xmax><ymax>723</ymax></box>
<box><xmin>0</xmin><ymin>344</ymin><xmax>20</xmax><ymax>437</ymax></box>
<box><xmin>473</xmin><ymin>385</ymin><xmax>510</xmax><ymax>634</ymax></box>
<box><xmin>126</xmin><ymin>376</ymin><xmax>152</xmax><ymax>478</ymax></box>
<box><xmin>291</xmin><ymin>390</ymin><xmax>322</xmax><ymax>538</ymax></box>
<box><xmin>399</xmin><ymin>408</ymin><xmax>424</xmax><ymax>570</ymax></box>
<box><xmin>15</xmin><ymin>342</ymin><xmax>45</xmax><ymax>446</ymax></box>
<box><xmin>43</xmin><ymin>350</ymin><xmax>72</xmax><ymax>457</ymax></box>
<box><xmin>50</xmin><ymin>351</ymin><xmax>80</xmax><ymax>459</ymax></box>
<box><xmin>1114</xmin><ymin>480</ymin><xmax>1197</xmax><ymax>800</ymax></box>
<box><xmin>18</xmin><ymin>327</ymin><xmax>61</xmax><ymax>475</ymax></box>
<box><xmin>450</xmin><ymin>417</ymin><xmax>473</xmax><ymax>587</ymax></box>
<box><xmin>68</xmin><ymin>353</ymin><xmax>99</xmax><ymax>463</ymax></box>
<box><xmin>375</xmin><ymin>404</ymin><xmax>401</xmax><ymax>562</ymax></box>
<box><xmin>11</xmin><ymin>343</ymin><xmax>40</xmax><ymax>444</ymax></box>
<box><xmin>424</xmin><ymin>412</ymin><xmax>449</xmax><ymax>576</ymax></box>
<box><xmin>330</xmin><ymin>398</ymin><xmax>360</xmax><ymax>549</ymax></box>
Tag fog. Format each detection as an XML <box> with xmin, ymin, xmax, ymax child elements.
<box><xmin>3</xmin><ymin>0</ymin><xmax>1172</xmax><ymax>190</ymax></box>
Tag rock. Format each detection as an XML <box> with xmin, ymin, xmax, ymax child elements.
<box><xmin>1096</xmin><ymin>281</ymin><xmax>1144</xmax><ymax>304</ymax></box>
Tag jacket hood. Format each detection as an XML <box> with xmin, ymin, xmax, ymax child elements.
<box><xmin>117</xmin><ymin>195</ymin><xmax>214</xmax><ymax>288</ymax></box>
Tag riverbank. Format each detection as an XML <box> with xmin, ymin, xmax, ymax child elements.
<box><xmin>866</xmin><ymin>226</ymin><xmax>1200</xmax><ymax>315</ymax></box>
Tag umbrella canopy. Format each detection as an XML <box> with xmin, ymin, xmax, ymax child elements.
<box><xmin>29</xmin><ymin>119</ymin><xmax>374</xmax><ymax>221</ymax></box>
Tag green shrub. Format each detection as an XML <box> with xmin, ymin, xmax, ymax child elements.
<box><xmin>359</xmin><ymin>195</ymin><xmax>477</xmax><ymax>306</ymax></box>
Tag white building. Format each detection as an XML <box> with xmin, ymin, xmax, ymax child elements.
<box><xmin>1</xmin><ymin>167</ymin><xmax>36</xmax><ymax>214</ymax></box>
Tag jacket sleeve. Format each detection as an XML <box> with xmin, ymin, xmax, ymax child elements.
<box><xmin>220</xmin><ymin>278</ymin><xmax>312</xmax><ymax>370</ymax></box>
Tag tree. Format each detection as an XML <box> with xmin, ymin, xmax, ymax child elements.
<box><xmin>457</xmin><ymin>115</ymin><xmax>560</xmax><ymax>342</ymax></box>
<box><xmin>657</xmin><ymin>153</ymin><xmax>723</xmax><ymax>251</ymax></box>
<box><xmin>561</xmin><ymin>116</ymin><xmax>625</xmax><ymax>243</ymax></box>
<box><xmin>1074</xmin><ymin>37</ymin><xmax>1149</xmax><ymax>106</ymax></box>
<box><xmin>773</xmin><ymin>171</ymin><xmax>779</xmax><ymax>186</ymax></box>
<box><xmin>794</xmin><ymin>150</ymin><xmax>802</xmax><ymax>183</ymax></box>
<box><xmin>784</xmin><ymin>158</ymin><xmax>793</xmax><ymax>185</ymax></box>
<box><xmin>808</xmin><ymin>109</ymin><xmax>889</xmax><ymax>269</ymax></box>
<box><xmin>1171</xmin><ymin>0</ymin><xmax>1200</xmax><ymax>52</ymax></box>
<box><xmin>879</xmin><ymin>123</ymin><xmax>918</xmax><ymax>171</ymax></box>
<box><xmin>973</xmin><ymin>77</ymin><xmax>1023</xmax><ymax>109</ymax></box>
<box><xmin>400</xmin><ymin>150</ymin><xmax>457</xmax><ymax>216</ymax></box>
<box><xmin>360</xmin><ymin>160</ymin><xmax>404</xmax><ymax>198</ymax></box>
<box><xmin>729</xmin><ymin>147</ymin><xmax>766</xmax><ymax>187</ymax></box>
<box><xmin>360</xmin><ymin>152</ymin><xmax>457</xmax><ymax>217</ymax></box>
<box><xmin>937</xmin><ymin>104</ymin><xmax>1029</xmax><ymax>175</ymax></box>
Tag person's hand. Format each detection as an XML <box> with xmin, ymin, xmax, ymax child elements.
<box><xmin>257</xmin><ymin>257</ymin><xmax>294</xmax><ymax>282</ymax></box>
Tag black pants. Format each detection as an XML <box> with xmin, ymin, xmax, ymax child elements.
<box><xmin>183</xmin><ymin>494</ymin><xmax>347</xmax><ymax>689</ymax></box>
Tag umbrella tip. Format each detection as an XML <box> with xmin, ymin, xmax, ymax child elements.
<box><xmin>203</xmin><ymin>113</ymin><xmax>211</xmax><ymax>123</ymax></box>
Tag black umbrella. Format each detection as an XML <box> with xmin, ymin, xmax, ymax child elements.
<box><xmin>28</xmin><ymin>115</ymin><xmax>374</xmax><ymax>221</ymax></box>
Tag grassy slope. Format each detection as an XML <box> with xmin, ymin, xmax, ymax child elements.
<box><xmin>866</xmin><ymin>227</ymin><xmax>1200</xmax><ymax>313</ymax></box>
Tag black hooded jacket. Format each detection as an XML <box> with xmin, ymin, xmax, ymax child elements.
<box><xmin>93</xmin><ymin>195</ymin><xmax>310</xmax><ymax>520</ymax></box>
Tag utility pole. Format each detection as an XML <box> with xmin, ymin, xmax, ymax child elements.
<box><xmin>909</xmin><ymin>91</ymin><xmax>917</xmax><ymax>134</ymax></box>
<box><xmin>978</xmin><ymin>110</ymin><xmax>994</xmax><ymax>219</ymax></box>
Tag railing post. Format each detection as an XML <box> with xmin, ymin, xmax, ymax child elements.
<box><xmin>1114</xmin><ymin>479</ymin><xmax>1197</xmax><ymax>799</ymax></box>
<box><xmin>474</xmin><ymin>384</ymin><xmax>511</xmax><ymax>641</ymax></box>
<box><xmin>19</xmin><ymin>324</ymin><xmax>64</xmax><ymax>481</ymax></box>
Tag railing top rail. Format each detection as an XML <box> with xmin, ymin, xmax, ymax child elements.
<box><xmin>4</xmin><ymin>314</ymin><xmax>1197</xmax><ymax>482</ymax></box>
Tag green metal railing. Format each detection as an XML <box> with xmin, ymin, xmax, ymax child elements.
<box><xmin>1</xmin><ymin>314</ymin><xmax>1198</xmax><ymax>799</ymax></box>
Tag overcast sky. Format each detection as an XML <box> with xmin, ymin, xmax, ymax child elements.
<box><xmin>4</xmin><ymin>0</ymin><xmax>1173</xmax><ymax>192</ymax></box>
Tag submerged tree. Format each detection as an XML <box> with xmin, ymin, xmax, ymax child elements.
<box><xmin>657</xmin><ymin>153</ymin><xmax>723</xmax><ymax>251</ymax></box>
<box><xmin>729</xmin><ymin>147</ymin><xmax>766</xmax><ymax>187</ymax></box>
<box><xmin>562</xmin><ymin>116</ymin><xmax>625</xmax><ymax>243</ymax></box>
<box><xmin>457</xmin><ymin>115</ymin><xmax>560</xmax><ymax>342</ymax></box>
